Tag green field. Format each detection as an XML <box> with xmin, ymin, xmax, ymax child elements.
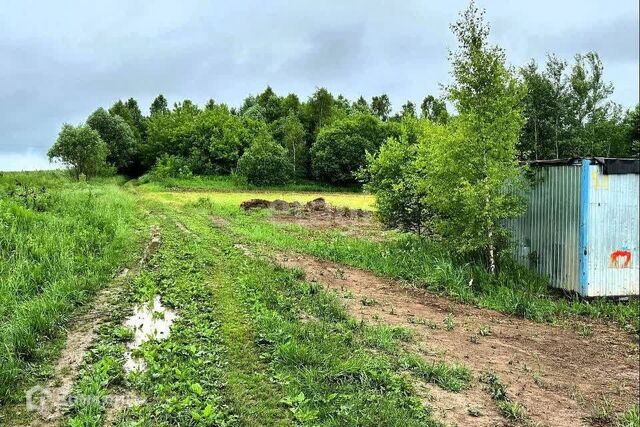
<box><xmin>1</xmin><ymin>172</ymin><xmax>638</xmax><ymax>427</ymax></box>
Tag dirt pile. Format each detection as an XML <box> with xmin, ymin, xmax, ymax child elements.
<box><xmin>240</xmin><ymin>197</ymin><xmax>371</xmax><ymax>219</ymax></box>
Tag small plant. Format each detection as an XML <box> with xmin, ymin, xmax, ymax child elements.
<box><xmin>112</xmin><ymin>326</ymin><xmax>135</xmax><ymax>342</ymax></box>
<box><xmin>342</xmin><ymin>290</ymin><xmax>355</xmax><ymax>299</ymax></box>
<box><xmin>443</xmin><ymin>313</ymin><xmax>455</xmax><ymax>331</ymax></box>
<box><xmin>577</xmin><ymin>324</ymin><xmax>593</xmax><ymax>337</ymax></box>
<box><xmin>478</xmin><ymin>325</ymin><xmax>492</xmax><ymax>336</ymax></box>
<box><xmin>587</xmin><ymin>397</ymin><xmax>616</xmax><ymax>425</ymax></box>
<box><xmin>617</xmin><ymin>404</ymin><xmax>640</xmax><ymax>427</ymax></box>
<box><xmin>480</xmin><ymin>372</ymin><xmax>508</xmax><ymax>401</ymax></box>
<box><xmin>467</xmin><ymin>406</ymin><xmax>482</xmax><ymax>417</ymax></box>
<box><xmin>469</xmin><ymin>335</ymin><xmax>479</xmax><ymax>344</ymax></box>
<box><xmin>498</xmin><ymin>400</ymin><xmax>526</xmax><ymax>421</ymax></box>
<box><xmin>361</xmin><ymin>297</ymin><xmax>378</xmax><ymax>306</ymax></box>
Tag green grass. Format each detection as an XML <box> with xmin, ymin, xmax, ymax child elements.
<box><xmin>0</xmin><ymin>172</ymin><xmax>142</xmax><ymax>402</ymax></box>
<box><xmin>617</xmin><ymin>405</ymin><xmax>640</xmax><ymax>427</ymax></box>
<box><xmin>137</xmin><ymin>173</ymin><xmax>363</xmax><ymax>193</ymax></box>
<box><xmin>197</xmin><ymin>202</ymin><xmax>639</xmax><ymax>333</ymax></box>
<box><xmin>64</xmin><ymin>200</ymin><xmax>451</xmax><ymax>425</ymax></box>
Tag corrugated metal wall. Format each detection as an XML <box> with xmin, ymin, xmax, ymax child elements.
<box><xmin>507</xmin><ymin>165</ymin><xmax>582</xmax><ymax>292</ymax></box>
<box><xmin>586</xmin><ymin>165</ymin><xmax>640</xmax><ymax>297</ymax></box>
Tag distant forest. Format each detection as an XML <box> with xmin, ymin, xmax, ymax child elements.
<box><xmin>50</xmin><ymin>50</ymin><xmax>638</xmax><ymax>184</ymax></box>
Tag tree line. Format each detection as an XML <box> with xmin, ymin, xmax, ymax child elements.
<box><xmin>47</xmin><ymin>37</ymin><xmax>637</xmax><ymax>185</ymax></box>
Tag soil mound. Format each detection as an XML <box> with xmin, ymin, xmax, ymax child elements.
<box><xmin>240</xmin><ymin>197</ymin><xmax>372</xmax><ymax>219</ymax></box>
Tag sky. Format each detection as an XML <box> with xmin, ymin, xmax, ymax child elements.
<box><xmin>1</xmin><ymin>0</ymin><xmax>638</xmax><ymax>171</ymax></box>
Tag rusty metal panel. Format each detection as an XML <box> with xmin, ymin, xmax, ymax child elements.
<box><xmin>507</xmin><ymin>164</ymin><xmax>582</xmax><ymax>293</ymax></box>
<box><xmin>585</xmin><ymin>164</ymin><xmax>639</xmax><ymax>297</ymax></box>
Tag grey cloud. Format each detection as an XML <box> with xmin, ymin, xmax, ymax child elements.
<box><xmin>0</xmin><ymin>0</ymin><xmax>637</xmax><ymax>169</ymax></box>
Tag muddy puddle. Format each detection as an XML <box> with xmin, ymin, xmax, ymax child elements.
<box><xmin>124</xmin><ymin>295</ymin><xmax>177</xmax><ymax>372</ymax></box>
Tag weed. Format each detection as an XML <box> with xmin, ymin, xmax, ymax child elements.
<box><xmin>467</xmin><ymin>406</ymin><xmax>482</xmax><ymax>417</ymax></box>
<box><xmin>361</xmin><ymin>297</ymin><xmax>378</xmax><ymax>306</ymax></box>
<box><xmin>498</xmin><ymin>400</ymin><xmax>527</xmax><ymax>421</ymax></box>
<box><xmin>443</xmin><ymin>313</ymin><xmax>455</xmax><ymax>331</ymax></box>
<box><xmin>617</xmin><ymin>405</ymin><xmax>639</xmax><ymax>427</ymax></box>
<box><xmin>478</xmin><ymin>324</ymin><xmax>492</xmax><ymax>336</ymax></box>
<box><xmin>587</xmin><ymin>396</ymin><xmax>616</xmax><ymax>426</ymax></box>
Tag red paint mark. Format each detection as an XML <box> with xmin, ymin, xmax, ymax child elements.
<box><xmin>610</xmin><ymin>250</ymin><xmax>632</xmax><ymax>268</ymax></box>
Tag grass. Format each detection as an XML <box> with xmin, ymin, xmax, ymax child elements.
<box><xmin>179</xmin><ymin>198</ymin><xmax>639</xmax><ymax>333</ymax></box>
<box><xmin>480</xmin><ymin>372</ymin><xmax>528</xmax><ymax>423</ymax></box>
<box><xmin>137</xmin><ymin>173</ymin><xmax>363</xmax><ymax>193</ymax></box>
<box><xmin>0</xmin><ymin>171</ymin><xmax>142</xmax><ymax>402</ymax></box>
<box><xmin>2</xmin><ymin>173</ymin><xmax>638</xmax><ymax>425</ymax></box>
<box><xmin>63</xmin><ymin>200</ymin><xmax>451</xmax><ymax>425</ymax></box>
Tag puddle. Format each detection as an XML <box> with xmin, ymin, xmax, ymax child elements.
<box><xmin>123</xmin><ymin>295</ymin><xmax>177</xmax><ymax>372</ymax></box>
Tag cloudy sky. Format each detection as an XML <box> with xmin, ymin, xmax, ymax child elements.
<box><xmin>1</xmin><ymin>0</ymin><xmax>638</xmax><ymax>171</ymax></box>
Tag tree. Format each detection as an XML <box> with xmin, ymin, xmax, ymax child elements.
<box><xmin>256</xmin><ymin>86</ymin><xmax>284</xmax><ymax>122</ymax></box>
<box><xmin>150</xmin><ymin>94</ymin><xmax>169</xmax><ymax>115</ymax></box>
<box><xmin>425</xmin><ymin>1</ymin><xmax>526</xmax><ymax>273</ymax></box>
<box><xmin>237</xmin><ymin>135</ymin><xmax>293</xmax><ymax>185</ymax></box>
<box><xmin>303</xmin><ymin>87</ymin><xmax>335</xmax><ymax>136</ymax></box>
<box><xmin>86</xmin><ymin>108</ymin><xmax>137</xmax><ymax>172</ymax></box>
<box><xmin>371</xmin><ymin>94</ymin><xmax>391</xmax><ymax>121</ymax></box>
<box><xmin>420</xmin><ymin>95</ymin><xmax>449</xmax><ymax>123</ymax></box>
<box><xmin>400</xmin><ymin>101</ymin><xmax>417</xmax><ymax>119</ymax></box>
<box><xmin>364</xmin><ymin>137</ymin><xmax>429</xmax><ymax>234</ymax></box>
<box><xmin>352</xmin><ymin>96</ymin><xmax>371</xmax><ymax>114</ymax></box>
<box><xmin>272</xmin><ymin>114</ymin><xmax>307</xmax><ymax>176</ymax></box>
<box><xmin>48</xmin><ymin>124</ymin><xmax>109</xmax><ymax>179</ymax></box>
<box><xmin>312</xmin><ymin>114</ymin><xmax>388</xmax><ymax>184</ymax></box>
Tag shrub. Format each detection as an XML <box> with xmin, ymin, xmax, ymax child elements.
<box><xmin>311</xmin><ymin>114</ymin><xmax>388</xmax><ymax>184</ymax></box>
<box><xmin>149</xmin><ymin>155</ymin><xmax>193</xmax><ymax>179</ymax></box>
<box><xmin>364</xmin><ymin>137</ymin><xmax>430</xmax><ymax>234</ymax></box>
<box><xmin>237</xmin><ymin>136</ymin><xmax>293</xmax><ymax>185</ymax></box>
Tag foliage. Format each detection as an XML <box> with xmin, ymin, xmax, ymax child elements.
<box><xmin>149</xmin><ymin>154</ymin><xmax>193</xmax><ymax>178</ymax></box>
<box><xmin>518</xmin><ymin>53</ymin><xmax>637</xmax><ymax>159</ymax></box>
<box><xmin>423</xmin><ymin>2</ymin><xmax>526</xmax><ymax>271</ymax></box>
<box><xmin>312</xmin><ymin>114</ymin><xmax>389</xmax><ymax>184</ymax></box>
<box><xmin>371</xmin><ymin>94</ymin><xmax>391</xmax><ymax>121</ymax></box>
<box><xmin>420</xmin><ymin>95</ymin><xmax>449</xmax><ymax>123</ymax></box>
<box><xmin>87</xmin><ymin>107</ymin><xmax>137</xmax><ymax>172</ymax></box>
<box><xmin>0</xmin><ymin>174</ymin><xmax>139</xmax><ymax>401</ymax></box>
<box><xmin>145</xmin><ymin>103</ymin><xmax>248</xmax><ymax>174</ymax></box>
<box><xmin>271</xmin><ymin>114</ymin><xmax>307</xmax><ymax>176</ymax></box>
<box><xmin>364</xmin><ymin>137</ymin><xmax>430</xmax><ymax>234</ymax></box>
<box><xmin>237</xmin><ymin>135</ymin><xmax>293</xmax><ymax>185</ymax></box>
<box><xmin>47</xmin><ymin>124</ymin><xmax>111</xmax><ymax>179</ymax></box>
<box><xmin>150</xmin><ymin>94</ymin><xmax>169</xmax><ymax>115</ymax></box>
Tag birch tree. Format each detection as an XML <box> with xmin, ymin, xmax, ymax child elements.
<box><xmin>424</xmin><ymin>1</ymin><xmax>526</xmax><ymax>273</ymax></box>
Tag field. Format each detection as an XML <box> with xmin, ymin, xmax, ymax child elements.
<box><xmin>0</xmin><ymin>172</ymin><xmax>638</xmax><ymax>427</ymax></box>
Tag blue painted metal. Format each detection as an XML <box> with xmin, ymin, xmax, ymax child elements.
<box><xmin>579</xmin><ymin>159</ymin><xmax>590</xmax><ymax>296</ymax></box>
<box><xmin>507</xmin><ymin>158</ymin><xmax>639</xmax><ymax>297</ymax></box>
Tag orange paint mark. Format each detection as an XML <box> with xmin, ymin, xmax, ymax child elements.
<box><xmin>610</xmin><ymin>250</ymin><xmax>632</xmax><ymax>268</ymax></box>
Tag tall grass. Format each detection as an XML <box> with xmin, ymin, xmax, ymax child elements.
<box><xmin>0</xmin><ymin>172</ymin><xmax>140</xmax><ymax>401</ymax></box>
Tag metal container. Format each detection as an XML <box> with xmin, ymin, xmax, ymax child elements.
<box><xmin>507</xmin><ymin>158</ymin><xmax>639</xmax><ymax>297</ymax></box>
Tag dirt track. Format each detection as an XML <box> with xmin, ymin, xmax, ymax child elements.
<box><xmin>274</xmin><ymin>253</ymin><xmax>639</xmax><ymax>427</ymax></box>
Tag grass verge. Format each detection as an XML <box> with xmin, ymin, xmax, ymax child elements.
<box><xmin>0</xmin><ymin>172</ymin><xmax>142</xmax><ymax>402</ymax></box>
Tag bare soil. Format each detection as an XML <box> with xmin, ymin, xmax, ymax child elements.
<box><xmin>273</xmin><ymin>253</ymin><xmax>640</xmax><ymax>427</ymax></box>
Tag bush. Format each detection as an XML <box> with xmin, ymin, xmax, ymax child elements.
<box><xmin>311</xmin><ymin>114</ymin><xmax>388</xmax><ymax>184</ymax></box>
<box><xmin>364</xmin><ymin>137</ymin><xmax>430</xmax><ymax>234</ymax></box>
<box><xmin>149</xmin><ymin>155</ymin><xmax>193</xmax><ymax>179</ymax></box>
<box><xmin>237</xmin><ymin>136</ymin><xmax>293</xmax><ymax>185</ymax></box>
